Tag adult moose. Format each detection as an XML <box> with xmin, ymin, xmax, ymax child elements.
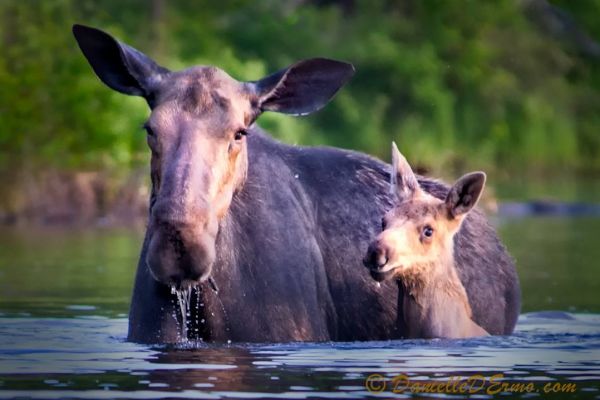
<box><xmin>73</xmin><ymin>24</ymin><xmax>520</xmax><ymax>343</ymax></box>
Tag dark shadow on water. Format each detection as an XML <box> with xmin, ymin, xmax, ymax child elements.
<box><xmin>0</xmin><ymin>313</ymin><xmax>599</xmax><ymax>398</ymax></box>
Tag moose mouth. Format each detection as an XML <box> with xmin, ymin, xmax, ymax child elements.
<box><xmin>146</xmin><ymin>225</ymin><xmax>216</xmax><ymax>289</ymax></box>
<box><xmin>364</xmin><ymin>256</ymin><xmax>402</xmax><ymax>282</ymax></box>
<box><xmin>369</xmin><ymin>268</ymin><xmax>397</xmax><ymax>282</ymax></box>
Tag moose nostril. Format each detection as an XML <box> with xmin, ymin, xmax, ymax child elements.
<box><xmin>372</xmin><ymin>247</ymin><xmax>388</xmax><ymax>269</ymax></box>
<box><xmin>364</xmin><ymin>244</ymin><xmax>388</xmax><ymax>269</ymax></box>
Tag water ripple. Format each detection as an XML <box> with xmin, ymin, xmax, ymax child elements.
<box><xmin>0</xmin><ymin>313</ymin><xmax>599</xmax><ymax>399</ymax></box>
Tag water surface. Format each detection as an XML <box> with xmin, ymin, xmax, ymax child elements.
<box><xmin>0</xmin><ymin>314</ymin><xmax>598</xmax><ymax>398</ymax></box>
<box><xmin>0</xmin><ymin>213</ymin><xmax>599</xmax><ymax>398</ymax></box>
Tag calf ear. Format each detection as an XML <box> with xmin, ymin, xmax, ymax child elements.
<box><xmin>391</xmin><ymin>142</ymin><xmax>419</xmax><ymax>201</ymax></box>
<box><xmin>252</xmin><ymin>58</ymin><xmax>354</xmax><ymax>116</ymax></box>
<box><xmin>445</xmin><ymin>172</ymin><xmax>486</xmax><ymax>218</ymax></box>
<box><xmin>72</xmin><ymin>24</ymin><xmax>169</xmax><ymax>97</ymax></box>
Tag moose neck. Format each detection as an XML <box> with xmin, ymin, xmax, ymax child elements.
<box><xmin>399</xmin><ymin>253</ymin><xmax>474</xmax><ymax>338</ymax></box>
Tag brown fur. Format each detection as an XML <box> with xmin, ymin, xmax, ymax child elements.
<box><xmin>367</xmin><ymin>143</ymin><xmax>489</xmax><ymax>339</ymax></box>
<box><xmin>73</xmin><ymin>25</ymin><xmax>518</xmax><ymax>344</ymax></box>
<box><xmin>141</xmin><ymin>67</ymin><xmax>255</xmax><ymax>286</ymax></box>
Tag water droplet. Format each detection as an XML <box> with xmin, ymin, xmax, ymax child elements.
<box><xmin>171</xmin><ymin>286</ymin><xmax>195</xmax><ymax>342</ymax></box>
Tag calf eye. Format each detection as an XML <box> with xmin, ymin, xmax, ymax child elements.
<box><xmin>422</xmin><ymin>225</ymin><xmax>434</xmax><ymax>238</ymax></box>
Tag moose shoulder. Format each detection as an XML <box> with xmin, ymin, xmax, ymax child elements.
<box><xmin>73</xmin><ymin>24</ymin><xmax>520</xmax><ymax>343</ymax></box>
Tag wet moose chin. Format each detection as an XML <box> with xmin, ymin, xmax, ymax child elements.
<box><xmin>146</xmin><ymin>227</ymin><xmax>216</xmax><ymax>289</ymax></box>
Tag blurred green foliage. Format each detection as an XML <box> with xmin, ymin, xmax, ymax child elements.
<box><xmin>1</xmin><ymin>0</ymin><xmax>599</xmax><ymax>176</ymax></box>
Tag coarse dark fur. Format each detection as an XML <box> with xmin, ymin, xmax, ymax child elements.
<box><xmin>129</xmin><ymin>129</ymin><xmax>520</xmax><ymax>343</ymax></box>
<box><xmin>73</xmin><ymin>24</ymin><xmax>520</xmax><ymax>344</ymax></box>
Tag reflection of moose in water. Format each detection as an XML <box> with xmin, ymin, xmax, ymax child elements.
<box><xmin>143</xmin><ymin>347</ymin><xmax>258</xmax><ymax>393</ymax></box>
<box><xmin>364</xmin><ymin>143</ymin><xmax>490</xmax><ymax>339</ymax></box>
<box><xmin>140</xmin><ymin>346</ymin><xmax>362</xmax><ymax>394</ymax></box>
<box><xmin>144</xmin><ymin>346</ymin><xmax>345</xmax><ymax>394</ymax></box>
<box><xmin>73</xmin><ymin>25</ymin><xmax>520</xmax><ymax>344</ymax></box>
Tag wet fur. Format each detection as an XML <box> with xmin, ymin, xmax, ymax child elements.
<box><xmin>128</xmin><ymin>129</ymin><xmax>521</xmax><ymax>343</ymax></box>
<box><xmin>397</xmin><ymin>258</ymin><xmax>489</xmax><ymax>338</ymax></box>
<box><xmin>70</xmin><ymin>25</ymin><xmax>516</xmax><ymax>343</ymax></box>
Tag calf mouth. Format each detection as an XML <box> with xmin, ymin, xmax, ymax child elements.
<box><xmin>363</xmin><ymin>254</ymin><xmax>400</xmax><ymax>282</ymax></box>
<box><xmin>369</xmin><ymin>268</ymin><xmax>397</xmax><ymax>282</ymax></box>
<box><xmin>365</xmin><ymin>259</ymin><xmax>404</xmax><ymax>282</ymax></box>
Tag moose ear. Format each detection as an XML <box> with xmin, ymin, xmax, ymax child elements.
<box><xmin>251</xmin><ymin>58</ymin><xmax>355</xmax><ymax>116</ymax></box>
<box><xmin>445</xmin><ymin>172</ymin><xmax>486</xmax><ymax>219</ymax></box>
<box><xmin>391</xmin><ymin>142</ymin><xmax>420</xmax><ymax>200</ymax></box>
<box><xmin>72</xmin><ymin>24</ymin><xmax>169</xmax><ymax>97</ymax></box>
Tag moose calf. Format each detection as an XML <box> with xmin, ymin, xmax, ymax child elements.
<box><xmin>364</xmin><ymin>143</ymin><xmax>490</xmax><ymax>339</ymax></box>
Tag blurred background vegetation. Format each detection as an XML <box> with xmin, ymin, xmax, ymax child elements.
<box><xmin>0</xmin><ymin>0</ymin><xmax>599</xmax><ymax>224</ymax></box>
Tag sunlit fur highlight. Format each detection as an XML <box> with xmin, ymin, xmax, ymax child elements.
<box><xmin>371</xmin><ymin>144</ymin><xmax>489</xmax><ymax>339</ymax></box>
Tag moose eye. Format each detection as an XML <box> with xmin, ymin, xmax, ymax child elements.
<box><xmin>422</xmin><ymin>225</ymin><xmax>434</xmax><ymax>238</ymax></box>
<box><xmin>381</xmin><ymin>218</ymin><xmax>387</xmax><ymax>230</ymax></box>
<box><xmin>234</xmin><ymin>130</ymin><xmax>247</xmax><ymax>141</ymax></box>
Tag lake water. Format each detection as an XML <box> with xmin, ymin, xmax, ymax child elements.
<box><xmin>0</xmin><ymin>213</ymin><xmax>599</xmax><ymax>398</ymax></box>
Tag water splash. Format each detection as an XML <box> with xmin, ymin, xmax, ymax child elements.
<box><xmin>170</xmin><ymin>296</ymin><xmax>180</xmax><ymax>336</ymax></box>
<box><xmin>194</xmin><ymin>288</ymin><xmax>201</xmax><ymax>336</ymax></box>
<box><xmin>209</xmin><ymin>280</ymin><xmax>230</xmax><ymax>337</ymax></box>
<box><xmin>169</xmin><ymin>280</ymin><xmax>230</xmax><ymax>342</ymax></box>
<box><xmin>171</xmin><ymin>285</ymin><xmax>193</xmax><ymax>340</ymax></box>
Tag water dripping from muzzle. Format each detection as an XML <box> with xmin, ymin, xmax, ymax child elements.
<box><xmin>171</xmin><ymin>285</ymin><xmax>193</xmax><ymax>340</ymax></box>
<box><xmin>169</xmin><ymin>277</ymin><xmax>220</xmax><ymax>343</ymax></box>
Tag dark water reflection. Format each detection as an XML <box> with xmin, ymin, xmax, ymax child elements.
<box><xmin>0</xmin><ymin>314</ymin><xmax>599</xmax><ymax>398</ymax></box>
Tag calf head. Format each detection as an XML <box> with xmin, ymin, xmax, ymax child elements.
<box><xmin>364</xmin><ymin>143</ymin><xmax>486</xmax><ymax>282</ymax></box>
<box><xmin>73</xmin><ymin>24</ymin><xmax>354</xmax><ymax>288</ymax></box>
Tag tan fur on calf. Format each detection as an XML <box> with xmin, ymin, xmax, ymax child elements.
<box><xmin>368</xmin><ymin>142</ymin><xmax>489</xmax><ymax>339</ymax></box>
